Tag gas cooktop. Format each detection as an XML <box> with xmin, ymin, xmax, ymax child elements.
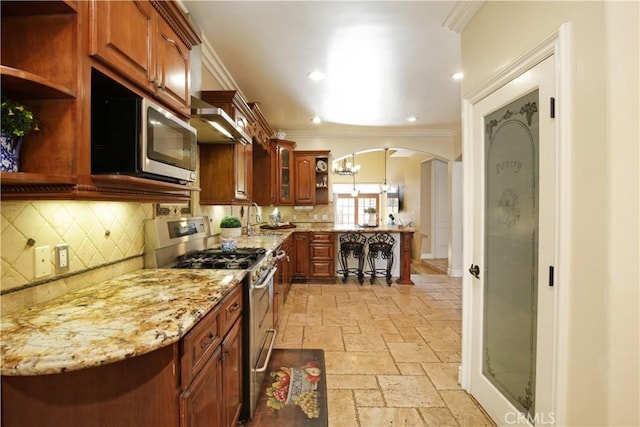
<box><xmin>174</xmin><ymin>247</ymin><xmax>267</xmax><ymax>270</ymax></box>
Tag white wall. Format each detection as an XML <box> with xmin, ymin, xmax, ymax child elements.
<box><xmin>462</xmin><ymin>2</ymin><xmax>639</xmax><ymax>425</ymax></box>
<box><xmin>603</xmin><ymin>2</ymin><xmax>640</xmax><ymax>425</ymax></box>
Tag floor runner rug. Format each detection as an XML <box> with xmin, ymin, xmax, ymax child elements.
<box><xmin>247</xmin><ymin>348</ymin><xmax>327</xmax><ymax>427</ymax></box>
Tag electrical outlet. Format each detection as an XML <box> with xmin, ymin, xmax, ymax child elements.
<box><xmin>322</xmin><ymin>214</ymin><xmax>329</xmax><ymax>221</ymax></box>
<box><xmin>55</xmin><ymin>243</ymin><xmax>70</xmax><ymax>273</ymax></box>
<box><xmin>34</xmin><ymin>246</ymin><xmax>51</xmax><ymax>278</ymax></box>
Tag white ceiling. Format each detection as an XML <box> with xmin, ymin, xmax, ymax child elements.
<box><xmin>182</xmin><ymin>1</ymin><xmax>470</xmax><ymax>137</ymax></box>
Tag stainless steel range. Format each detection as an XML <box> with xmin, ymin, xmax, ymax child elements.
<box><xmin>145</xmin><ymin>216</ymin><xmax>277</xmax><ymax>421</ymax></box>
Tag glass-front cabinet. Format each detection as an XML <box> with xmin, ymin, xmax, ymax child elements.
<box><xmin>277</xmin><ymin>141</ymin><xmax>295</xmax><ymax>205</ymax></box>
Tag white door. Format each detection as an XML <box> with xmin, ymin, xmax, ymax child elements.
<box><xmin>468</xmin><ymin>56</ymin><xmax>557</xmax><ymax>426</ymax></box>
<box><xmin>433</xmin><ymin>159</ymin><xmax>450</xmax><ymax>259</ymax></box>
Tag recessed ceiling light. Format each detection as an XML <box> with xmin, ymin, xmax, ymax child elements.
<box><xmin>311</xmin><ymin>116</ymin><xmax>322</xmax><ymax>124</ymax></box>
<box><xmin>406</xmin><ymin>116</ymin><xmax>417</xmax><ymax>123</ymax></box>
<box><xmin>308</xmin><ymin>70</ymin><xmax>325</xmax><ymax>81</ymax></box>
<box><xmin>452</xmin><ymin>72</ymin><xmax>464</xmax><ymax>80</ymax></box>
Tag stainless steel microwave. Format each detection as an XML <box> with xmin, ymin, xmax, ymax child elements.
<box><xmin>91</xmin><ymin>97</ymin><xmax>197</xmax><ymax>184</ymax></box>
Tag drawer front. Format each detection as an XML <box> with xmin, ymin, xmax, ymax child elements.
<box><xmin>310</xmin><ymin>232</ymin><xmax>333</xmax><ymax>244</ymax></box>
<box><xmin>310</xmin><ymin>244</ymin><xmax>333</xmax><ymax>260</ymax></box>
<box><xmin>220</xmin><ymin>286</ymin><xmax>242</xmax><ymax>336</ymax></box>
<box><xmin>310</xmin><ymin>261</ymin><xmax>335</xmax><ymax>277</ymax></box>
<box><xmin>181</xmin><ymin>308</ymin><xmax>220</xmax><ymax>386</ymax></box>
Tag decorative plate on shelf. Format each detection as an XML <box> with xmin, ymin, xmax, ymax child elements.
<box><xmin>316</xmin><ymin>160</ymin><xmax>327</xmax><ymax>172</ymax></box>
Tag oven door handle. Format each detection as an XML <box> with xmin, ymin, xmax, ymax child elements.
<box><xmin>253</xmin><ymin>329</ymin><xmax>277</xmax><ymax>373</ymax></box>
<box><xmin>252</xmin><ymin>267</ymin><xmax>277</xmax><ymax>290</ymax></box>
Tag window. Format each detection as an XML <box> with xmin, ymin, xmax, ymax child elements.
<box><xmin>335</xmin><ymin>194</ymin><xmax>379</xmax><ymax>225</ymax></box>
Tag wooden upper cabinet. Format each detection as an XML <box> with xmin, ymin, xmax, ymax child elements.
<box><xmin>293</xmin><ymin>153</ymin><xmax>316</xmax><ymax>205</ymax></box>
<box><xmin>0</xmin><ymin>1</ymin><xmax>80</xmax><ymax>189</ymax></box>
<box><xmin>89</xmin><ymin>0</ymin><xmax>156</xmax><ymax>94</ymax></box>
<box><xmin>0</xmin><ymin>0</ymin><xmax>200</xmax><ymax>201</ymax></box>
<box><xmin>252</xmin><ymin>142</ymin><xmax>278</xmax><ymax>206</ymax></box>
<box><xmin>278</xmin><ymin>142</ymin><xmax>295</xmax><ymax>205</ymax></box>
<box><xmin>253</xmin><ymin>139</ymin><xmax>295</xmax><ymax>206</ymax></box>
<box><xmin>293</xmin><ymin>150</ymin><xmax>330</xmax><ymax>206</ymax></box>
<box><xmin>198</xmin><ymin>91</ymin><xmax>256</xmax><ymax>205</ymax></box>
<box><xmin>89</xmin><ymin>0</ymin><xmax>197</xmax><ymax>115</ymax></box>
<box><xmin>155</xmin><ymin>17</ymin><xmax>190</xmax><ymax>114</ymax></box>
<box><xmin>235</xmin><ymin>141</ymin><xmax>252</xmax><ymax>201</ymax></box>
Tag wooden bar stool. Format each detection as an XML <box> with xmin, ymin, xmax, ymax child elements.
<box><xmin>366</xmin><ymin>233</ymin><xmax>395</xmax><ymax>285</ymax></box>
<box><xmin>337</xmin><ymin>232</ymin><xmax>367</xmax><ymax>285</ymax></box>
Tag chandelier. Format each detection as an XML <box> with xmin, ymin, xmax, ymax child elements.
<box><xmin>333</xmin><ymin>153</ymin><xmax>361</xmax><ymax>176</ymax></box>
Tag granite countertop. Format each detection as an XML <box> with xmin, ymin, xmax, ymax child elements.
<box><xmin>249</xmin><ymin>224</ymin><xmax>415</xmax><ymax>234</ymax></box>
<box><xmin>319</xmin><ymin>225</ymin><xmax>415</xmax><ymax>233</ymax></box>
<box><xmin>0</xmin><ymin>269</ymin><xmax>245</xmax><ymax>376</ymax></box>
<box><xmin>1</xmin><ymin>226</ymin><xmax>413</xmax><ymax>377</ymax></box>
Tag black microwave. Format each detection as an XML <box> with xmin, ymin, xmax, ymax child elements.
<box><xmin>91</xmin><ymin>97</ymin><xmax>197</xmax><ymax>184</ymax></box>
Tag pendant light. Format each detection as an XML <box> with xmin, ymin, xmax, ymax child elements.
<box><xmin>380</xmin><ymin>148</ymin><xmax>390</xmax><ymax>193</ymax></box>
<box><xmin>350</xmin><ymin>153</ymin><xmax>359</xmax><ymax>197</ymax></box>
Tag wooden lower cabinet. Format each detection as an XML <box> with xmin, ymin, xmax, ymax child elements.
<box><xmin>396</xmin><ymin>232</ymin><xmax>414</xmax><ymax>284</ymax></box>
<box><xmin>309</xmin><ymin>232</ymin><xmax>335</xmax><ymax>283</ymax></box>
<box><xmin>1</xmin><ymin>345</ymin><xmax>180</xmax><ymax>427</ymax></box>
<box><xmin>289</xmin><ymin>230</ymin><xmax>414</xmax><ymax>285</ymax></box>
<box><xmin>292</xmin><ymin>232</ymin><xmax>310</xmax><ymax>281</ymax></box>
<box><xmin>221</xmin><ymin>318</ymin><xmax>243</xmax><ymax>427</ymax></box>
<box><xmin>274</xmin><ymin>235</ymin><xmax>294</xmax><ymax>326</ymax></box>
<box><xmin>1</xmin><ymin>288</ymin><xmax>243</xmax><ymax>427</ymax></box>
<box><xmin>180</xmin><ymin>346</ymin><xmax>223</xmax><ymax>427</ymax></box>
<box><xmin>180</xmin><ymin>317</ymin><xmax>241</xmax><ymax>427</ymax></box>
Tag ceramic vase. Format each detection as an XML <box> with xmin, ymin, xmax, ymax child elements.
<box><xmin>0</xmin><ymin>133</ymin><xmax>22</xmax><ymax>172</ymax></box>
<box><xmin>220</xmin><ymin>238</ymin><xmax>238</xmax><ymax>253</ymax></box>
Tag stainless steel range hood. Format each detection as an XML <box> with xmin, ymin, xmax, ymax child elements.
<box><xmin>189</xmin><ymin>42</ymin><xmax>250</xmax><ymax>145</ymax></box>
<box><xmin>190</xmin><ymin>105</ymin><xmax>251</xmax><ymax>145</ymax></box>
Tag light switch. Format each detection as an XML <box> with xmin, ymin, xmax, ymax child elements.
<box><xmin>34</xmin><ymin>246</ymin><xmax>51</xmax><ymax>278</ymax></box>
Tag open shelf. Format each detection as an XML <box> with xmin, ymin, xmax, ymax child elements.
<box><xmin>0</xmin><ymin>66</ymin><xmax>76</xmax><ymax>99</ymax></box>
<box><xmin>0</xmin><ymin>171</ymin><xmax>75</xmax><ymax>185</ymax></box>
<box><xmin>0</xmin><ymin>1</ymin><xmax>77</xmax><ymax>16</ymax></box>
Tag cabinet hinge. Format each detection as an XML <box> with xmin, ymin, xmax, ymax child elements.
<box><xmin>550</xmin><ymin>97</ymin><xmax>556</xmax><ymax>118</ymax></box>
<box><xmin>549</xmin><ymin>266</ymin><xmax>555</xmax><ymax>287</ymax></box>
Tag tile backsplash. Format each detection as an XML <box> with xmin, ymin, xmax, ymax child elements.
<box><xmin>1</xmin><ymin>201</ymin><xmax>153</xmax><ymax>310</ymax></box>
<box><xmin>0</xmin><ymin>200</ymin><xmax>333</xmax><ymax>314</ymax></box>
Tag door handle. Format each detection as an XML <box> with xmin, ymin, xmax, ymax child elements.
<box><xmin>469</xmin><ymin>264</ymin><xmax>480</xmax><ymax>279</ymax></box>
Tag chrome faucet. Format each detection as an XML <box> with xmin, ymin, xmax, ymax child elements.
<box><xmin>247</xmin><ymin>202</ymin><xmax>260</xmax><ymax>236</ymax></box>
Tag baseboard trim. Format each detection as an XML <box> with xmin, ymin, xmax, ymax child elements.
<box><xmin>447</xmin><ymin>268</ymin><xmax>463</xmax><ymax>277</ymax></box>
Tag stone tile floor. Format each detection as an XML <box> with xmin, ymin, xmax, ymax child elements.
<box><xmin>274</xmin><ymin>271</ymin><xmax>496</xmax><ymax>427</ymax></box>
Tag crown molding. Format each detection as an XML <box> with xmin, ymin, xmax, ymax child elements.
<box><xmin>199</xmin><ymin>34</ymin><xmax>245</xmax><ymax>94</ymax></box>
<box><xmin>442</xmin><ymin>1</ymin><xmax>484</xmax><ymax>34</ymax></box>
<box><xmin>286</xmin><ymin>126</ymin><xmax>460</xmax><ymax>140</ymax></box>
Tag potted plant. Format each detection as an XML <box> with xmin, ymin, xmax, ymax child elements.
<box><xmin>364</xmin><ymin>207</ymin><xmax>377</xmax><ymax>226</ymax></box>
<box><xmin>220</xmin><ymin>215</ymin><xmax>242</xmax><ymax>238</ymax></box>
<box><xmin>1</xmin><ymin>96</ymin><xmax>39</xmax><ymax>172</ymax></box>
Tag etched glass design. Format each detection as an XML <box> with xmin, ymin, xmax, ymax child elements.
<box><xmin>483</xmin><ymin>90</ymin><xmax>539</xmax><ymax>419</ymax></box>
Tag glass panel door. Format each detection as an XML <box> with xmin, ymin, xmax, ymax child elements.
<box><xmin>483</xmin><ymin>90</ymin><xmax>539</xmax><ymax>419</ymax></box>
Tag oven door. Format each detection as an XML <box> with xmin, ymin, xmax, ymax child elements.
<box><xmin>249</xmin><ymin>266</ymin><xmax>277</xmax><ymax>417</ymax></box>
